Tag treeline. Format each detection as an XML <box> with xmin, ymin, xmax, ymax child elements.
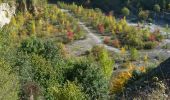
<box><xmin>59</xmin><ymin>0</ymin><xmax>170</xmax><ymax>16</ymax></box>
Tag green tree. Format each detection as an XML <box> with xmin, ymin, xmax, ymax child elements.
<box><xmin>17</xmin><ymin>37</ymin><xmax>66</xmax><ymax>99</ymax></box>
<box><xmin>65</xmin><ymin>58</ymin><xmax>108</xmax><ymax>99</ymax></box>
<box><xmin>121</xmin><ymin>7</ymin><xmax>130</xmax><ymax>16</ymax></box>
<box><xmin>161</xmin><ymin>0</ymin><xmax>166</xmax><ymax>9</ymax></box>
<box><xmin>50</xmin><ymin>81</ymin><xmax>86</xmax><ymax>100</ymax></box>
<box><xmin>130</xmin><ymin>48</ymin><xmax>139</xmax><ymax>61</ymax></box>
<box><xmin>91</xmin><ymin>46</ymin><xmax>114</xmax><ymax>79</ymax></box>
<box><xmin>154</xmin><ymin>4</ymin><xmax>161</xmax><ymax>13</ymax></box>
<box><xmin>0</xmin><ymin>59</ymin><xmax>19</xmax><ymax>100</ymax></box>
<box><xmin>138</xmin><ymin>10</ymin><xmax>149</xmax><ymax>21</ymax></box>
<box><xmin>168</xmin><ymin>4</ymin><xmax>170</xmax><ymax>10</ymax></box>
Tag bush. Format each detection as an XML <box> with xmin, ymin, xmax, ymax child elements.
<box><xmin>129</xmin><ymin>48</ymin><xmax>139</xmax><ymax>61</ymax></box>
<box><xmin>138</xmin><ymin>10</ymin><xmax>149</xmax><ymax>21</ymax></box>
<box><xmin>0</xmin><ymin>59</ymin><xmax>19</xmax><ymax>100</ymax></box>
<box><xmin>154</xmin><ymin>4</ymin><xmax>161</xmax><ymax>13</ymax></box>
<box><xmin>144</xmin><ymin>41</ymin><xmax>157</xmax><ymax>49</ymax></box>
<box><xmin>15</xmin><ymin>53</ymin><xmax>59</xmax><ymax>99</ymax></box>
<box><xmin>50</xmin><ymin>81</ymin><xmax>86</xmax><ymax>100</ymax></box>
<box><xmin>91</xmin><ymin>46</ymin><xmax>114</xmax><ymax>79</ymax></box>
<box><xmin>110</xmin><ymin>71</ymin><xmax>132</xmax><ymax>94</ymax></box>
<box><xmin>27</xmin><ymin>20</ymin><xmax>36</xmax><ymax>35</ymax></box>
<box><xmin>19</xmin><ymin>36</ymin><xmax>61</xmax><ymax>60</ymax></box>
<box><xmin>65</xmin><ymin>58</ymin><xmax>108</xmax><ymax>99</ymax></box>
<box><xmin>121</xmin><ymin>7</ymin><xmax>130</xmax><ymax>16</ymax></box>
<box><xmin>17</xmin><ymin>38</ymin><xmax>67</xmax><ymax>99</ymax></box>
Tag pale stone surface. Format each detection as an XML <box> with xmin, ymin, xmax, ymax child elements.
<box><xmin>0</xmin><ymin>3</ymin><xmax>15</xmax><ymax>28</ymax></box>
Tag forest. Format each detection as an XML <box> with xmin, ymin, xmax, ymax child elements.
<box><xmin>0</xmin><ymin>0</ymin><xmax>170</xmax><ymax>100</ymax></box>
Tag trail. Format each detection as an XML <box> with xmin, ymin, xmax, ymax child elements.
<box><xmin>61</xmin><ymin>9</ymin><xmax>170</xmax><ymax>60</ymax></box>
<box><xmin>61</xmin><ymin>9</ymin><xmax>120</xmax><ymax>55</ymax></box>
<box><xmin>60</xmin><ymin>8</ymin><xmax>170</xmax><ymax>77</ymax></box>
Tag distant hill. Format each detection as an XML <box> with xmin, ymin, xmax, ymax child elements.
<box><xmin>115</xmin><ymin>58</ymin><xmax>170</xmax><ymax>99</ymax></box>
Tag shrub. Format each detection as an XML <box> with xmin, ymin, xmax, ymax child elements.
<box><xmin>121</xmin><ymin>7</ymin><xmax>130</xmax><ymax>16</ymax></box>
<box><xmin>17</xmin><ymin>37</ymin><xmax>67</xmax><ymax>99</ymax></box>
<box><xmin>27</xmin><ymin>20</ymin><xmax>36</xmax><ymax>35</ymax></box>
<box><xmin>15</xmin><ymin>52</ymin><xmax>64</xmax><ymax>99</ymax></box>
<box><xmin>97</xmin><ymin>24</ymin><xmax>105</xmax><ymax>34</ymax></box>
<box><xmin>91</xmin><ymin>46</ymin><xmax>114</xmax><ymax>79</ymax></box>
<box><xmin>149</xmin><ymin>34</ymin><xmax>156</xmax><ymax>41</ymax></box>
<box><xmin>110</xmin><ymin>71</ymin><xmax>132</xmax><ymax>94</ymax></box>
<box><xmin>65</xmin><ymin>58</ymin><xmax>108</xmax><ymax>99</ymax></box>
<box><xmin>67</xmin><ymin>30</ymin><xmax>74</xmax><ymax>41</ymax></box>
<box><xmin>104</xmin><ymin>36</ymin><xmax>110</xmax><ymax>44</ymax></box>
<box><xmin>144</xmin><ymin>41</ymin><xmax>157</xmax><ymax>49</ymax></box>
<box><xmin>138</xmin><ymin>10</ymin><xmax>149</xmax><ymax>21</ymax></box>
<box><xmin>50</xmin><ymin>81</ymin><xmax>86</xmax><ymax>100</ymax></box>
<box><xmin>19</xmin><ymin>36</ymin><xmax>61</xmax><ymax>60</ymax></box>
<box><xmin>130</xmin><ymin>48</ymin><xmax>139</xmax><ymax>61</ymax></box>
<box><xmin>112</xmin><ymin>39</ymin><xmax>120</xmax><ymax>48</ymax></box>
<box><xmin>30</xmin><ymin>54</ymin><xmax>62</xmax><ymax>99</ymax></box>
<box><xmin>0</xmin><ymin>59</ymin><xmax>19</xmax><ymax>100</ymax></box>
<box><xmin>154</xmin><ymin>4</ymin><xmax>161</xmax><ymax>13</ymax></box>
<box><xmin>19</xmin><ymin>36</ymin><xmax>44</xmax><ymax>54</ymax></box>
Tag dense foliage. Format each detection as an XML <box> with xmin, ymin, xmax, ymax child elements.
<box><xmin>0</xmin><ymin>1</ymin><xmax>116</xmax><ymax>99</ymax></box>
<box><xmin>0</xmin><ymin>0</ymin><xmax>168</xmax><ymax>100</ymax></box>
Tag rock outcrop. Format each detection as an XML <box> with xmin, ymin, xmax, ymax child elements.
<box><xmin>0</xmin><ymin>3</ymin><xmax>15</xmax><ymax>28</ymax></box>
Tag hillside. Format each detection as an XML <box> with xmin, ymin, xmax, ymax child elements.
<box><xmin>0</xmin><ymin>0</ymin><xmax>170</xmax><ymax>100</ymax></box>
<box><xmin>114</xmin><ymin>58</ymin><xmax>170</xmax><ymax>99</ymax></box>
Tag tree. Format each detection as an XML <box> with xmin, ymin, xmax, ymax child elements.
<box><xmin>51</xmin><ymin>81</ymin><xmax>87</xmax><ymax>100</ymax></box>
<box><xmin>0</xmin><ymin>59</ymin><xmax>19</xmax><ymax>100</ymax></box>
<box><xmin>154</xmin><ymin>4</ymin><xmax>161</xmax><ymax>13</ymax></box>
<box><xmin>161</xmin><ymin>0</ymin><xmax>166</xmax><ymax>9</ymax></box>
<box><xmin>65</xmin><ymin>58</ymin><xmax>109</xmax><ymax>99</ymax></box>
<box><xmin>130</xmin><ymin>48</ymin><xmax>139</xmax><ymax>61</ymax></box>
<box><xmin>91</xmin><ymin>46</ymin><xmax>114</xmax><ymax>79</ymax></box>
<box><xmin>138</xmin><ymin>10</ymin><xmax>149</xmax><ymax>21</ymax></box>
<box><xmin>121</xmin><ymin>7</ymin><xmax>130</xmax><ymax>16</ymax></box>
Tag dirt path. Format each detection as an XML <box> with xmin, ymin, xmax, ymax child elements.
<box><xmin>61</xmin><ymin>9</ymin><xmax>170</xmax><ymax>60</ymax></box>
<box><xmin>61</xmin><ymin>9</ymin><xmax>120</xmax><ymax>55</ymax></box>
<box><xmin>60</xmin><ymin>8</ymin><xmax>170</xmax><ymax>77</ymax></box>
